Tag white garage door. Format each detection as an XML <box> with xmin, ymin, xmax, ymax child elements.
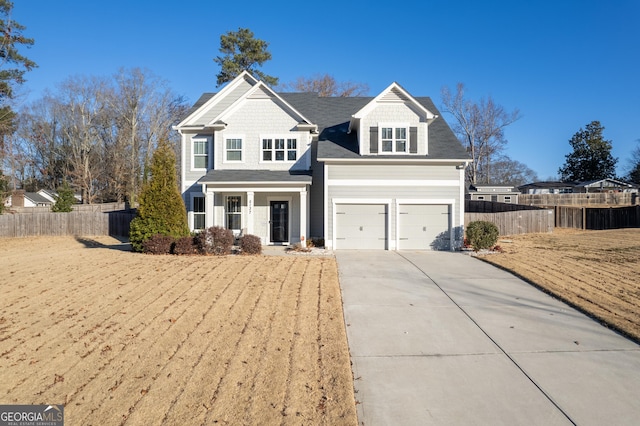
<box><xmin>335</xmin><ymin>204</ymin><xmax>387</xmax><ymax>249</ymax></box>
<box><xmin>398</xmin><ymin>204</ymin><xmax>450</xmax><ymax>250</ymax></box>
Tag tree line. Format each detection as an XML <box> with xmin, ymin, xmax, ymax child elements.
<box><xmin>6</xmin><ymin>68</ymin><xmax>188</xmax><ymax>204</ymax></box>
<box><xmin>2</xmin><ymin>12</ymin><xmax>639</xmax><ymax>214</ymax></box>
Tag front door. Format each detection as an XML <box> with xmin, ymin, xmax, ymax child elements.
<box><xmin>270</xmin><ymin>201</ymin><xmax>289</xmax><ymax>243</ymax></box>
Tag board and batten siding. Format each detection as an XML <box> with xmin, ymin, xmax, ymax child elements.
<box><xmin>325</xmin><ymin>163</ymin><xmax>464</xmax><ymax>250</ymax></box>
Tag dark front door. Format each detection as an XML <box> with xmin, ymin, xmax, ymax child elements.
<box><xmin>270</xmin><ymin>201</ymin><xmax>289</xmax><ymax>243</ymax></box>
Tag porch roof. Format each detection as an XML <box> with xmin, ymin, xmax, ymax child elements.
<box><xmin>198</xmin><ymin>169</ymin><xmax>312</xmax><ymax>185</ymax></box>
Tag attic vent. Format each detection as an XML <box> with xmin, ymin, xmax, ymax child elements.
<box><xmin>381</xmin><ymin>88</ymin><xmax>410</xmax><ymax>102</ymax></box>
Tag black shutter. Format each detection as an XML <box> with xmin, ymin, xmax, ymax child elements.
<box><xmin>409</xmin><ymin>127</ymin><xmax>418</xmax><ymax>153</ymax></box>
<box><xmin>369</xmin><ymin>127</ymin><xmax>378</xmax><ymax>153</ymax></box>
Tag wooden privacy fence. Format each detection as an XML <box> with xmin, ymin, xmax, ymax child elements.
<box><xmin>554</xmin><ymin>205</ymin><xmax>640</xmax><ymax>230</ymax></box>
<box><xmin>0</xmin><ymin>211</ymin><xmax>136</xmax><ymax>238</ymax></box>
<box><xmin>465</xmin><ymin>210</ymin><xmax>555</xmax><ymax>236</ymax></box>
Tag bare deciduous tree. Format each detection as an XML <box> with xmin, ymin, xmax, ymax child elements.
<box><xmin>13</xmin><ymin>68</ymin><xmax>187</xmax><ymax>203</ymax></box>
<box><xmin>281</xmin><ymin>74</ymin><xmax>369</xmax><ymax>97</ymax></box>
<box><xmin>441</xmin><ymin>83</ymin><xmax>521</xmax><ymax>184</ymax></box>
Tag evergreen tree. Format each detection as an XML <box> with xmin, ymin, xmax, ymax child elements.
<box><xmin>51</xmin><ymin>181</ymin><xmax>75</xmax><ymax>212</ymax></box>
<box><xmin>0</xmin><ymin>0</ymin><xmax>37</xmax><ymax>137</ymax></box>
<box><xmin>0</xmin><ymin>169</ymin><xmax>7</xmax><ymax>214</ymax></box>
<box><xmin>626</xmin><ymin>140</ymin><xmax>640</xmax><ymax>184</ymax></box>
<box><xmin>129</xmin><ymin>140</ymin><xmax>189</xmax><ymax>252</ymax></box>
<box><xmin>214</xmin><ymin>28</ymin><xmax>277</xmax><ymax>87</ymax></box>
<box><xmin>558</xmin><ymin>121</ymin><xmax>617</xmax><ymax>182</ymax></box>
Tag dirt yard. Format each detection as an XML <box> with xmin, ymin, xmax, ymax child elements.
<box><xmin>480</xmin><ymin>228</ymin><xmax>640</xmax><ymax>342</ymax></box>
<box><xmin>0</xmin><ymin>236</ymin><xmax>357</xmax><ymax>426</ymax></box>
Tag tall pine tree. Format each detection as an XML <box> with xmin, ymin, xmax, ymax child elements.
<box><xmin>213</xmin><ymin>28</ymin><xmax>277</xmax><ymax>87</ymax></box>
<box><xmin>129</xmin><ymin>140</ymin><xmax>189</xmax><ymax>252</ymax></box>
<box><xmin>558</xmin><ymin>121</ymin><xmax>617</xmax><ymax>182</ymax></box>
<box><xmin>0</xmin><ymin>1</ymin><xmax>37</xmax><ymax>137</ymax></box>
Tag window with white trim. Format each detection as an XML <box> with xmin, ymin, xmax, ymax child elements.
<box><xmin>193</xmin><ymin>196</ymin><xmax>205</xmax><ymax>230</ymax></box>
<box><xmin>380</xmin><ymin>125</ymin><xmax>408</xmax><ymax>153</ymax></box>
<box><xmin>193</xmin><ymin>139</ymin><xmax>208</xmax><ymax>169</ymax></box>
<box><xmin>262</xmin><ymin>137</ymin><xmax>297</xmax><ymax>162</ymax></box>
<box><xmin>225</xmin><ymin>138</ymin><xmax>243</xmax><ymax>162</ymax></box>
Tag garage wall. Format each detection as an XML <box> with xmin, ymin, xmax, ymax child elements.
<box><xmin>325</xmin><ymin>163</ymin><xmax>464</xmax><ymax>250</ymax></box>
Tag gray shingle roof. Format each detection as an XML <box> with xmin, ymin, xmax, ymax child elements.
<box><xmin>279</xmin><ymin>94</ymin><xmax>469</xmax><ymax>161</ymax></box>
<box><xmin>182</xmin><ymin>91</ymin><xmax>470</xmax><ymax>161</ymax></box>
<box><xmin>25</xmin><ymin>192</ymin><xmax>53</xmax><ymax>204</ymax></box>
<box><xmin>198</xmin><ymin>169</ymin><xmax>312</xmax><ymax>184</ymax></box>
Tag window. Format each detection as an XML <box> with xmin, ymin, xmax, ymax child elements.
<box><xmin>193</xmin><ymin>196</ymin><xmax>205</xmax><ymax>230</ymax></box>
<box><xmin>262</xmin><ymin>137</ymin><xmax>297</xmax><ymax>162</ymax></box>
<box><xmin>226</xmin><ymin>138</ymin><xmax>242</xmax><ymax>162</ymax></box>
<box><xmin>504</xmin><ymin>196</ymin><xmax>512</xmax><ymax>203</ymax></box>
<box><xmin>380</xmin><ymin>126</ymin><xmax>407</xmax><ymax>153</ymax></box>
<box><xmin>226</xmin><ymin>196</ymin><xmax>242</xmax><ymax>231</ymax></box>
<box><xmin>193</xmin><ymin>139</ymin><xmax>208</xmax><ymax>169</ymax></box>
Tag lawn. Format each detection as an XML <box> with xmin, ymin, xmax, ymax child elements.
<box><xmin>480</xmin><ymin>228</ymin><xmax>640</xmax><ymax>343</ymax></box>
<box><xmin>0</xmin><ymin>236</ymin><xmax>357</xmax><ymax>425</ymax></box>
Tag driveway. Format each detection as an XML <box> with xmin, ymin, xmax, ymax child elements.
<box><xmin>336</xmin><ymin>250</ymin><xmax>640</xmax><ymax>426</ymax></box>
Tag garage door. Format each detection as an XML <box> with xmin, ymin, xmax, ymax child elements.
<box><xmin>335</xmin><ymin>204</ymin><xmax>387</xmax><ymax>249</ymax></box>
<box><xmin>398</xmin><ymin>204</ymin><xmax>450</xmax><ymax>250</ymax></box>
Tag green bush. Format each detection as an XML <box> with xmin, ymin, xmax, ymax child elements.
<box><xmin>51</xmin><ymin>181</ymin><xmax>76</xmax><ymax>212</ymax></box>
<box><xmin>129</xmin><ymin>141</ymin><xmax>189</xmax><ymax>252</ymax></box>
<box><xmin>239</xmin><ymin>234</ymin><xmax>262</xmax><ymax>255</ymax></box>
<box><xmin>466</xmin><ymin>220</ymin><xmax>499</xmax><ymax>251</ymax></box>
<box><xmin>195</xmin><ymin>226</ymin><xmax>234</xmax><ymax>255</ymax></box>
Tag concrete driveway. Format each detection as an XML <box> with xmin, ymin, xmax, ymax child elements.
<box><xmin>336</xmin><ymin>251</ymin><xmax>640</xmax><ymax>426</ymax></box>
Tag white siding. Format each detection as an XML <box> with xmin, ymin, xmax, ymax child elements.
<box><xmin>325</xmin><ymin>163</ymin><xmax>464</xmax><ymax>250</ymax></box>
<box><xmin>215</xmin><ymin>99</ymin><xmax>310</xmax><ymax>171</ymax></box>
<box><xmin>360</xmin><ymin>104</ymin><xmax>427</xmax><ymax>155</ymax></box>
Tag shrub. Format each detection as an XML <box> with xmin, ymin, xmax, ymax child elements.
<box><xmin>173</xmin><ymin>236</ymin><xmax>197</xmax><ymax>255</ymax></box>
<box><xmin>466</xmin><ymin>220</ymin><xmax>499</xmax><ymax>251</ymax></box>
<box><xmin>306</xmin><ymin>237</ymin><xmax>325</xmax><ymax>248</ymax></box>
<box><xmin>129</xmin><ymin>140</ymin><xmax>190</xmax><ymax>252</ymax></box>
<box><xmin>196</xmin><ymin>226</ymin><xmax>234</xmax><ymax>255</ymax></box>
<box><xmin>239</xmin><ymin>234</ymin><xmax>262</xmax><ymax>255</ymax></box>
<box><xmin>51</xmin><ymin>181</ymin><xmax>76</xmax><ymax>212</ymax></box>
<box><xmin>142</xmin><ymin>234</ymin><xmax>175</xmax><ymax>255</ymax></box>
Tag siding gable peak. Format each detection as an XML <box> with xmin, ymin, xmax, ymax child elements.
<box><xmin>175</xmin><ymin>71</ymin><xmax>259</xmax><ymax>129</ymax></box>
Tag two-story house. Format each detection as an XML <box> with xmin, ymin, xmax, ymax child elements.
<box><xmin>175</xmin><ymin>71</ymin><xmax>470</xmax><ymax>250</ymax></box>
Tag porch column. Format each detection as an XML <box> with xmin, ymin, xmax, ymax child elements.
<box><xmin>206</xmin><ymin>189</ymin><xmax>215</xmax><ymax>228</ymax></box>
<box><xmin>299</xmin><ymin>188</ymin><xmax>307</xmax><ymax>244</ymax></box>
<box><xmin>247</xmin><ymin>191</ymin><xmax>254</xmax><ymax>235</ymax></box>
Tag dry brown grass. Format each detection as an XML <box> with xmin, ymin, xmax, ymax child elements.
<box><xmin>0</xmin><ymin>236</ymin><xmax>357</xmax><ymax>426</ymax></box>
<box><xmin>480</xmin><ymin>228</ymin><xmax>640</xmax><ymax>342</ymax></box>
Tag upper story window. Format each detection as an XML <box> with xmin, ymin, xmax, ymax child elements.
<box><xmin>193</xmin><ymin>139</ymin><xmax>208</xmax><ymax>169</ymax></box>
<box><xmin>225</xmin><ymin>138</ymin><xmax>243</xmax><ymax>162</ymax></box>
<box><xmin>380</xmin><ymin>126</ymin><xmax>408</xmax><ymax>153</ymax></box>
<box><xmin>262</xmin><ymin>137</ymin><xmax>297</xmax><ymax>162</ymax></box>
<box><xmin>370</xmin><ymin>124</ymin><xmax>417</xmax><ymax>155</ymax></box>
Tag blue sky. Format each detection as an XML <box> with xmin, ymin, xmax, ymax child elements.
<box><xmin>13</xmin><ymin>0</ymin><xmax>640</xmax><ymax>180</ymax></box>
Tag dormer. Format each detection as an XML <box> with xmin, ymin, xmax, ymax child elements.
<box><xmin>348</xmin><ymin>82</ymin><xmax>437</xmax><ymax>156</ymax></box>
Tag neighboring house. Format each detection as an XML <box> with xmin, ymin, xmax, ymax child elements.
<box><xmin>175</xmin><ymin>72</ymin><xmax>470</xmax><ymax>250</ymax></box>
<box><xmin>37</xmin><ymin>189</ymin><xmax>58</xmax><ymax>203</ymax></box>
<box><xmin>467</xmin><ymin>184</ymin><xmax>519</xmax><ymax>203</ymax></box>
<box><xmin>519</xmin><ymin>179</ymin><xmax>638</xmax><ymax>194</ymax></box>
<box><xmin>519</xmin><ymin>181</ymin><xmax>576</xmax><ymax>194</ymax></box>
<box><xmin>573</xmin><ymin>179</ymin><xmax>638</xmax><ymax>193</ymax></box>
<box><xmin>9</xmin><ymin>190</ymin><xmax>53</xmax><ymax>207</ymax></box>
